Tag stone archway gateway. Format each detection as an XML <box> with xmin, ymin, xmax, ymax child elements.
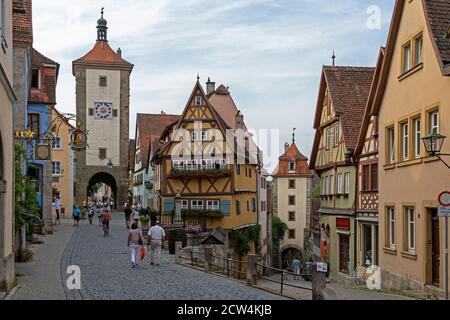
<box><xmin>72</xmin><ymin>9</ymin><xmax>133</xmax><ymax>211</ymax></box>
<box><xmin>87</xmin><ymin>172</ymin><xmax>118</xmax><ymax>208</ymax></box>
<box><xmin>281</xmin><ymin>245</ymin><xmax>304</xmax><ymax>266</ymax></box>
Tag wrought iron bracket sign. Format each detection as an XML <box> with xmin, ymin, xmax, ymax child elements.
<box><xmin>35</xmin><ymin>143</ymin><xmax>52</xmax><ymax>161</ymax></box>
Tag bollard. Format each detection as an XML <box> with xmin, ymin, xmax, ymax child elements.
<box><xmin>247</xmin><ymin>255</ymin><xmax>258</xmax><ymax>286</ymax></box>
<box><xmin>175</xmin><ymin>241</ymin><xmax>183</xmax><ymax>264</ymax></box>
<box><xmin>312</xmin><ymin>263</ymin><xmax>327</xmax><ymax>300</ymax></box>
<box><xmin>204</xmin><ymin>247</ymin><xmax>213</xmax><ymax>273</ymax></box>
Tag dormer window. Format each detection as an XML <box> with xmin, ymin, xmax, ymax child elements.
<box><xmin>289</xmin><ymin>161</ymin><xmax>296</xmax><ymax>172</ymax></box>
<box><xmin>31</xmin><ymin>69</ymin><xmax>40</xmax><ymax>89</ymax></box>
<box><xmin>195</xmin><ymin>96</ymin><xmax>202</xmax><ymax>106</ymax></box>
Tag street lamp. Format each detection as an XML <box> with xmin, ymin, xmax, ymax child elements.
<box><xmin>107</xmin><ymin>159</ymin><xmax>113</xmax><ymax>169</ymax></box>
<box><xmin>422</xmin><ymin>132</ymin><xmax>450</xmax><ymax>169</ymax></box>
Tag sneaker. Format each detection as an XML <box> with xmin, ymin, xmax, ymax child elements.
<box><xmin>150</xmin><ymin>262</ymin><xmax>154</xmax><ymax>266</ymax></box>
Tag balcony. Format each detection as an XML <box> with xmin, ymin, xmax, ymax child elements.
<box><xmin>181</xmin><ymin>209</ymin><xmax>224</xmax><ymax>218</ymax></box>
<box><xmin>169</xmin><ymin>167</ymin><xmax>231</xmax><ymax>179</ymax></box>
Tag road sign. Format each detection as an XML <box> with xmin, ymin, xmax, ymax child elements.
<box><xmin>438</xmin><ymin>191</ymin><xmax>450</xmax><ymax>207</ymax></box>
<box><xmin>317</xmin><ymin>262</ymin><xmax>328</xmax><ymax>273</ymax></box>
<box><xmin>439</xmin><ymin>206</ymin><xmax>450</xmax><ymax>217</ymax></box>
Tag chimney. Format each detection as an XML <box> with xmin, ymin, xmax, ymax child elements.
<box><xmin>235</xmin><ymin>111</ymin><xmax>244</xmax><ymax>130</ymax></box>
<box><xmin>117</xmin><ymin>48</ymin><xmax>122</xmax><ymax>57</ymax></box>
<box><xmin>206</xmin><ymin>77</ymin><xmax>216</xmax><ymax>95</ymax></box>
<box><xmin>285</xmin><ymin>143</ymin><xmax>290</xmax><ymax>153</ymax></box>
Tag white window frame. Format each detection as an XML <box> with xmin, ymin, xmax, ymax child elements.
<box><xmin>202</xmin><ymin>131</ymin><xmax>208</xmax><ymax>141</ymax></box>
<box><xmin>388</xmin><ymin>127</ymin><xmax>395</xmax><ymax>164</ymax></box>
<box><xmin>330</xmin><ymin>175</ymin><xmax>334</xmax><ymax>195</ymax></box>
<box><xmin>289</xmin><ymin>161</ymin><xmax>296</xmax><ymax>172</ymax></box>
<box><xmin>173</xmin><ymin>160</ymin><xmax>185</xmax><ymax>171</ymax></box>
<box><xmin>191</xmin><ymin>131</ymin><xmax>199</xmax><ymax>141</ymax></box>
<box><xmin>52</xmin><ymin>137</ymin><xmax>62</xmax><ymax>150</ymax></box>
<box><xmin>325</xmin><ymin>127</ymin><xmax>331</xmax><ymax>149</ymax></box>
<box><xmin>180</xmin><ymin>200</ymin><xmax>189</xmax><ymax>210</ymax></box>
<box><xmin>206</xmin><ymin>200</ymin><xmax>220</xmax><ymax>211</ymax></box>
<box><xmin>195</xmin><ymin>96</ymin><xmax>202</xmax><ymax>106</ymax></box>
<box><xmin>401</xmin><ymin>122</ymin><xmax>409</xmax><ymax>161</ymax></box>
<box><xmin>337</xmin><ymin>174</ymin><xmax>343</xmax><ymax>194</ymax></box>
<box><xmin>388</xmin><ymin>207</ymin><xmax>396</xmax><ymax>249</ymax></box>
<box><xmin>430</xmin><ymin>111</ymin><xmax>439</xmax><ymax>134</ymax></box>
<box><xmin>52</xmin><ymin>161</ymin><xmax>62</xmax><ymax>176</ymax></box>
<box><xmin>334</xmin><ymin>124</ymin><xmax>339</xmax><ymax>147</ymax></box>
<box><xmin>325</xmin><ymin>176</ymin><xmax>330</xmax><ymax>195</ymax></box>
<box><xmin>191</xmin><ymin>200</ymin><xmax>204</xmax><ymax>210</ymax></box>
<box><xmin>214</xmin><ymin>159</ymin><xmax>226</xmax><ymax>170</ymax></box>
<box><xmin>414</xmin><ymin>34</ymin><xmax>423</xmax><ymax>66</ymax></box>
<box><xmin>344</xmin><ymin>173</ymin><xmax>350</xmax><ymax>194</ymax></box>
<box><xmin>186</xmin><ymin>160</ymin><xmax>198</xmax><ymax>171</ymax></box>
<box><xmin>413</xmin><ymin>118</ymin><xmax>421</xmax><ymax>158</ymax></box>
<box><xmin>403</xmin><ymin>42</ymin><xmax>411</xmax><ymax>73</ymax></box>
<box><xmin>407</xmin><ymin>207</ymin><xmax>415</xmax><ymax>252</ymax></box>
<box><xmin>201</xmin><ymin>159</ymin><xmax>213</xmax><ymax>170</ymax></box>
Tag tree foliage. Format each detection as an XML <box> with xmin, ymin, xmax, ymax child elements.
<box><xmin>15</xmin><ymin>144</ymin><xmax>40</xmax><ymax>230</ymax></box>
<box><xmin>272</xmin><ymin>216</ymin><xmax>288</xmax><ymax>242</ymax></box>
<box><xmin>229</xmin><ymin>225</ymin><xmax>261</xmax><ymax>257</ymax></box>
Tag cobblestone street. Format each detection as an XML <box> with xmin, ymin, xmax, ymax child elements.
<box><xmin>13</xmin><ymin>212</ymin><xmax>285</xmax><ymax>300</ymax></box>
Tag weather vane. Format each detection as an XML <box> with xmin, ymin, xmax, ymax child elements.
<box><xmin>292</xmin><ymin>128</ymin><xmax>296</xmax><ymax>144</ymax></box>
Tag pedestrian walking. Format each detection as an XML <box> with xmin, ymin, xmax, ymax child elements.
<box><xmin>124</xmin><ymin>204</ymin><xmax>132</xmax><ymax>229</ymax></box>
<box><xmin>73</xmin><ymin>204</ymin><xmax>81</xmax><ymax>227</ymax></box>
<box><xmin>148</xmin><ymin>220</ymin><xmax>165</xmax><ymax>266</ymax></box>
<box><xmin>132</xmin><ymin>209</ymin><xmax>140</xmax><ymax>226</ymax></box>
<box><xmin>127</xmin><ymin>223</ymin><xmax>143</xmax><ymax>268</ymax></box>
<box><xmin>292</xmin><ymin>256</ymin><xmax>301</xmax><ymax>280</ymax></box>
<box><xmin>282</xmin><ymin>260</ymin><xmax>289</xmax><ymax>281</ymax></box>
<box><xmin>54</xmin><ymin>195</ymin><xmax>61</xmax><ymax>224</ymax></box>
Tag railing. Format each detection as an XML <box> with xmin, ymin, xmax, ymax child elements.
<box><xmin>254</xmin><ymin>263</ymin><xmax>312</xmax><ymax>295</ymax></box>
<box><xmin>209</xmin><ymin>254</ymin><xmax>248</xmax><ymax>279</ymax></box>
<box><xmin>178</xmin><ymin>251</ymin><xmax>205</xmax><ymax>268</ymax></box>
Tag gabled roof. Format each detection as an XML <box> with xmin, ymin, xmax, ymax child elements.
<box><xmin>32</xmin><ymin>48</ymin><xmax>58</xmax><ymax>66</ymax></box>
<box><xmin>272</xmin><ymin>143</ymin><xmax>311</xmax><ymax>176</ymax></box>
<box><xmin>355</xmin><ymin>47</ymin><xmax>386</xmax><ymax>157</ymax></box>
<box><xmin>73</xmin><ymin>41</ymin><xmax>134</xmax><ymax>71</ymax></box>
<box><xmin>310</xmin><ymin>66</ymin><xmax>375</xmax><ymax>168</ymax></box>
<box><xmin>29</xmin><ymin>48</ymin><xmax>60</xmax><ymax>105</ymax></box>
<box><xmin>423</xmin><ymin>0</ymin><xmax>450</xmax><ymax>72</ymax></box>
<box><xmin>51</xmin><ymin>106</ymin><xmax>76</xmax><ymax>131</ymax></box>
<box><xmin>373</xmin><ymin>0</ymin><xmax>450</xmax><ymax>115</ymax></box>
<box><xmin>208</xmin><ymin>85</ymin><xmax>242</xmax><ymax>130</ymax></box>
<box><xmin>135</xmin><ymin>113</ymin><xmax>180</xmax><ymax>170</ymax></box>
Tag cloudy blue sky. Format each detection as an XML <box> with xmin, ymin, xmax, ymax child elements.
<box><xmin>33</xmin><ymin>0</ymin><xmax>395</xmax><ymax>171</ymax></box>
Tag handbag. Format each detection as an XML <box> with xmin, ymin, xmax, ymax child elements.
<box><xmin>140</xmin><ymin>245</ymin><xmax>145</xmax><ymax>261</ymax></box>
<box><xmin>138</xmin><ymin>238</ymin><xmax>143</xmax><ymax>246</ymax></box>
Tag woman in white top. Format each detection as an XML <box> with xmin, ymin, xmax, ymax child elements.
<box><xmin>127</xmin><ymin>223</ymin><xmax>143</xmax><ymax>268</ymax></box>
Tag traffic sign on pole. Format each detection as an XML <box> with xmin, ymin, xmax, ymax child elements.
<box><xmin>438</xmin><ymin>191</ymin><xmax>450</xmax><ymax>300</ymax></box>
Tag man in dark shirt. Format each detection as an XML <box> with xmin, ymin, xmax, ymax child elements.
<box><xmin>124</xmin><ymin>202</ymin><xmax>132</xmax><ymax>229</ymax></box>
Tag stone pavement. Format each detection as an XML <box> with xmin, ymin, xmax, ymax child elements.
<box><xmin>12</xmin><ymin>219</ymin><xmax>75</xmax><ymax>300</ymax></box>
<box><xmin>12</xmin><ymin>212</ymin><xmax>285</xmax><ymax>300</ymax></box>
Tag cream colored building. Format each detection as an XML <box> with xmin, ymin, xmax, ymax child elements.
<box><xmin>373</xmin><ymin>0</ymin><xmax>450</xmax><ymax>294</ymax></box>
<box><xmin>273</xmin><ymin>142</ymin><xmax>314</xmax><ymax>262</ymax></box>
<box><xmin>0</xmin><ymin>0</ymin><xmax>16</xmax><ymax>292</ymax></box>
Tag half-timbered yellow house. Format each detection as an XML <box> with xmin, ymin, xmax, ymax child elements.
<box><xmin>310</xmin><ymin>66</ymin><xmax>375</xmax><ymax>277</ymax></box>
<box><xmin>154</xmin><ymin>80</ymin><xmax>259</xmax><ymax>234</ymax></box>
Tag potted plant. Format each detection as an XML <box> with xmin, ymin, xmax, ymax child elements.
<box><xmin>140</xmin><ymin>214</ymin><xmax>150</xmax><ymax>230</ymax></box>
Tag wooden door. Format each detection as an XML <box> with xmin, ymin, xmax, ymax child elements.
<box><xmin>339</xmin><ymin>234</ymin><xmax>350</xmax><ymax>274</ymax></box>
<box><xmin>431</xmin><ymin>209</ymin><xmax>440</xmax><ymax>286</ymax></box>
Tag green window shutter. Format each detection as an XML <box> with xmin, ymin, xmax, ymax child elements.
<box><xmin>164</xmin><ymin>199</ymin><xmax>175</xmax><ymax>215</ymax></box>
<box><xmin>220</xmin><ymin>200</ymin><xmax>231</xmax><ymax>216</ymax></box>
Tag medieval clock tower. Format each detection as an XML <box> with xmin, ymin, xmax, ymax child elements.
<box><xmin>73</xmin><ymin>9</ymin><xmax>133</xmax><ymax>209</ymax></box>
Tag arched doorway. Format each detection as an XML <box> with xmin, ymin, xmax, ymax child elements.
<box><xmin>281</xmin><ymin>245</ymin><xmax>304</xmax><ymax>266</ymax></box>
<box><xmin>87</xmin><ymin>172</ymin><xmax>118</xmax><ymax>209</ymax></box>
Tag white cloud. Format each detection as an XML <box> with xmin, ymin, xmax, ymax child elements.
<box><xmin>33</xmin><ymin>0</ymin><xmax>394</xmax><ymax>171</ymax></box>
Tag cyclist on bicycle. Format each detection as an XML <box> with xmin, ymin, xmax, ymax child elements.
<box><xmin>102</xmin><ymin>209</ymin><xmax>112</xmax><ymax>233</ymax></box>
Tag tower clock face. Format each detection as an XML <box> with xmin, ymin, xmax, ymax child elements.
<box><xmin>94</xmin><ymin>102</ymin><xmax>113</xmax><ymax>120</ymax></box>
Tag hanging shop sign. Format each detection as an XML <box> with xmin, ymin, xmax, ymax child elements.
<box><xmin>70</xmin><ymin>129</ymin><xmax>88</xmax><ymax>151</ymax></box>
<box><xmin>15</xmin><ymin>129</ymin><xmax>37</xmax><ymax>140</ymax></box>
<box><xmin>35</xmin><ymin>143</ymin><xmax>52</xmax><ymax>161</ymax></box>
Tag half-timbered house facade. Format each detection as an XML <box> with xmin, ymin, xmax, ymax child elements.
<box><xmin>154</xmin><ymin>80</ymin><xmax>259</xmax><ymax>233</ymax></box>
<box><xmin>310</xmin><ymin>66</ymin><xmax>375</xmax><ymax>277</ymax></box>
<box><xmin>354</xmin><ymin>48</ymin><xmax>385</xmax><ymax>270</ymax></box>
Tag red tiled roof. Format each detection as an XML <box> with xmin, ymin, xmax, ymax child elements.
<box><xmin>32</xmin><ymin>48</ymin><xmax>58</xmax><ymax>66</ymax></box>
<box><xmin>29</xmin><ymin>48</ymin><xmax>59</xmax><ymax>105</ymax></box>
<box><xmin>423</xmin><ymin>0</ymin><xmax>450</xmax><ymax>67</ymax></box>
<box><xmin>272</xmin><ymin>143</ymin><xmax>311</xmax><ymax>176</ymax></box>
<box><xmin>13</xmin><ymin>0</ymin><xmax>32</xmax><ymax>43</ymax></box>
<box><xmin>73</xmin><ymin>41</ymin><xmax>133</xmax><ymax>69</ymax></box>
<box><xmin>323</xmin><ymin>66</ymin><xmax>375</xmax><ymax>150</ymax></box>
<box><xmin>136</xmin><ymin>113</ymin><xmax>180</xmax><ymax>170</ymax></box>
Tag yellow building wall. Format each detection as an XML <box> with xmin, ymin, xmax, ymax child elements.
<box><xmin>378</xmin><ymin>0</ymin><xmax>450</xmax><ymax>289</ymax></box>
<box><xmin>51</xmin><ymin>111</ymin><xmax>74</xmax><ymax>218</ymax></box>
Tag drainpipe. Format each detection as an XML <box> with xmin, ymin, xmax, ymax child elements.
<box><xmin>353</xmin><ymin>157</ymin><xmax>359</xmax><ymax>275</ymax></box>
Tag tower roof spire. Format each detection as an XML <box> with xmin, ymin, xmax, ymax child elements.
<box><xmin>332</xmin><ymin>50</ymin><xmax>336</xmax><ymax>67</ymax></box>
<box><xmin>97</xmin><ymin>7</ymin><xmax>108</xmax><ymax>41</ymax></box>
<box><xmin>292</xmin><ymin>128</ymin><xmax>296</xmax><ymax>144</ymax></box>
